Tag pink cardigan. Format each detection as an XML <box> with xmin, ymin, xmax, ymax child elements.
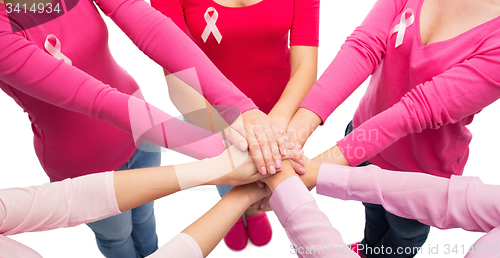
<box><xmin>0</xmin><ymin>0</ymin><xmax>255</xmax><ymax>181</ymax></box>
<box><xmin>300</xmin><ymin>0</ymin><xmax>500</xmax><ymax>178</ymax></box>
<box><xmin>270</xmin><ymin>164</ymin><xmax>500</xmax><ymax>257</ymax></box>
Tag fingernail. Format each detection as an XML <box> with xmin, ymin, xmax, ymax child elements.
<box><xmin>299</xmin><ymin>159</ymin><xmax>305</xmax><ymax>166</ymax></box>
<box><xmin>278</xmin><ymin>129</ymin><xmax>284</xmax><ymax>135</ymax></box>
<box><xmin>299</xmin><ymin>150</ymin><xmax>304</xmax><ymax>155</ymax></box>
<box><xmin>239</xmin><ymin>142</ymin><xmax>247</xmax><ymax>150</ymax></box>
<box><xmin>291</xmin><ymin>142</ymin><xmax>296</xmax><ymax>147</ymax></box>
<box><xmin>299</xmin><ymin>167</ymin><xmax>306</xmax><ymax>174</ymax></box>
<box><xmin>269</xmin><ymin>166</ymin><xmax>276</xmax><ymax>174</ymax></box>
<box><xmin>260</xmin><ymin>166</ymin><xmax>267</xmax><ymax>175</ymax></box>
<box><xmin>275</xmin><ymin>159</ymin><xmax>282</xmax><ymax>169</ymax></box>
<box><xmin>283</xmin><ymin>136</ymin><xmax>289</xmax><ymax>141</ymax></box>
<box><xmin>281</xmin><ymin>148</ymin><xmax>286</xmax><ymax>156</ymax></box>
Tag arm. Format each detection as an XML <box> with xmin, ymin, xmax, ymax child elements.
<box><xmin>262</xmin><ymin>163</ymin><xmax>358</xmax><ymax>258</ymax></box>
<box><xmin>288</xmin><ymin>0</ymin><xmax>404</xmax><ymax>146</ymax></box>
<box><xmin>0</xmin><ymin>146</ymin><xmax>265</xmax><ymax>236</ymax></box>
<box><xmin>269</xmin><ymin>0</ymin><xmax>319</xmax><ymax>131</ymax></box>
<box><xmin>313</xmin><ymin>163</ymin><xmax>500</xmax><ymax>233</ymax></box>
<box><xmin>336</xmin><ymin>40</ymin><xmax>500</xmax><ymax>166</ymax></box>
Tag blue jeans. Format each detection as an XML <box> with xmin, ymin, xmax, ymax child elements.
<box><xmin>345</xmin><ymin>121</ymin><xmax>430</xmax><ymax>257</ymax></box>
<box><xmin>87</xmin><ymin>141</ymin><xmax>161</xmax><ymax>258</ymax></box>
<box><xmin>216</xmin><ymin>184</ymin><xmax>232</xmax><ymax>197</ymax></box>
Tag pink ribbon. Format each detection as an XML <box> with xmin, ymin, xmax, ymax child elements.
<box><xmin>201</xmin><ymin>7</ymin><xmax>222</xmax><ymax>44</ymax></box>
<box><xmin>44</xmin><ymin>34</ymin><xmax>72</xmax><ymax>65</ymax></box>
<box><xmin>390</xmin><ymin>8</ymin><xmax>415</xmax><ymax>48</ymax></box>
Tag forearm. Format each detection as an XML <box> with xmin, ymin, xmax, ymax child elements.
<box><xmin>316</xmin><ymin>164</ymin><xmax>500</xmax><ymax>232</ymax></box>
<box><xmin>269</xmin><ymin>46</ymin><xmax>318</xmax><ymax>130</ymax></box>
<box><xmin>287</xmin><ymin>108</ymin><xmax>322</xmax><ymax>146</ymax></box>
<box><xmin>181</xmin><ymin>190</ymin><xmax>253</xmax><ymax>257</ymax></box>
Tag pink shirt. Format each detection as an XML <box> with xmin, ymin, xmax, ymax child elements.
<box><xmin>151</xmin><ymin>0</ymin><xmax>319</xmax><ymax>113</ymax></box>
<box><xmin>300</xmin><ymin>0</ymin><xmax>500</xmax><ymax>177</ymax></box>
<box><xmin>0</xmin><ymin>172</ymin><xmax>203</xmax><ymax>258</ymax></box>
<box><xmin>270</xmin><ymin>164</ymin><xmax>500</xmax><ymax>257</ymax></box>
<box><xmin>0</xmin><ymin>0</ymin><xmax>256</xmax><ymax>181</ymax></box>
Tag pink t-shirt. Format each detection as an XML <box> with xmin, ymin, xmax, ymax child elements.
<box><xmin>300</xmin><ymin>0</ymin><xmax>500</xmax><ymax>177</ymax></box>
<box><xmin>151</xmin><ymin>0</ymin><xmax>319</xmax><ymax>113</ymax></box>
<box><xmin>0</xmin><ymin>0</ymin><xmax>256</xmax><ymax>181</ymax></box>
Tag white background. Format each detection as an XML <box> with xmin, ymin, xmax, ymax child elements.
<box><xmin>1</xmin><ymin>0</ymin><xmax>500</xmax><ymax>257</ymax></box>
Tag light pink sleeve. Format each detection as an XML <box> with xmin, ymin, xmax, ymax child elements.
<box><xmin>270</xmin><ymin>176</ymin><xmax>359</xmax><ymax>258</ymax></box>
<box><xmin>316</xmin><ymin>163</ymin><xmax>500</xmax><ymax>233</ymax></box>
<box><xmin>146</xmin><ymin>233</ymin><xmax>203</xmax><ymax>258</ymax></box>
<box><xmin>465</xmin><ymin>226</ymin><xmax>500</xmax><ymax>258</ymax></box>
<box><xmin>299</xmin><ymin>0</ymin><xmax>404</xmax><ymax>122</ymax></box>
<box><xmin>0</xmin><ymin>172</ymin><xmax>120</xmax><ymax>236</ymax></box>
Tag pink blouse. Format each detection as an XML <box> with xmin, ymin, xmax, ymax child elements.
<box><xmin>270</xmin><ymin>163</ymin><xmax>500</xmax><ymax>257</ymax></box>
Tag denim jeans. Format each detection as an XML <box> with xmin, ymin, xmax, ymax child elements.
<box><xmin>216</xmin><ymin>184</ymin><xmax>232</xmax><ymax>197</ymax></box>
<box><xmin>87</xmin><ymin>141</ymin><xmax>161</xmax><ymax>258</ymax></box>
<box><xmin>345</xmin><ymin>121</ymin><xmax>430</xmax><ymax>258</ymax></box>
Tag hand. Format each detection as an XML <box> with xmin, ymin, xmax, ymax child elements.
<box><xmin>206</xmin><ymin>145</ymin><xmax>269</xmax><ymax>186</ymax></box>
<box><xmin>226</xmin><ymin>183</ymin><xmax>271</xmax><ymax>207</ymax></box>
<box><xmin>299</xmin><ymin>156</ymin><xmax>321</xmax><ymax>190</ymax></box>
<box><xmin>224</xmin><ymin>109</ymin><xmax>288</xmax><ymax>175</ymax></box>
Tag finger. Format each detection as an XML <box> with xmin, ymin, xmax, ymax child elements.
<box><xmin>224</xmin><ymin>126</ymin><xmax>248</xmax><ymax>151</ymax></box>
<box><xmin>254</xmin><ymin>125</ymin><xmax>275</xmax><ymax>174</ymax></box>
<box><xmin>247</xmin><ymin>128</ymin><xmax>267</xmax><ymax>175</ymax></box>
<box><xmin>274</xmin><ymin>126</ymin><xmax>287</xmax><ymax>156</ymax></box>
<box><xmin>290</xmin><ymin>160</ymin><xmax>306</xmax><ymax>175</ymax></box>
<box><xmin>265</xmin><ymin>125</ymin><xmax>282</xmax><ymax>171</ymax></box>
<box><xmin>260</xmin><ymin>195</ymin><xmax>272</xmax><ymax>210</ymax></box>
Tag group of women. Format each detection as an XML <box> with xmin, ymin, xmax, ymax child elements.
<box><xmin>1</xmin><ymin>0</ymin><xmax>500</xmax><ymax>257</ymax></box>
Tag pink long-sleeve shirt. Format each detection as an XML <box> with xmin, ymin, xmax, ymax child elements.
<box><xmin>0</xmin><ymin>0</ymin><xmax>256</xmax><ymax>181</ymax></box>
<box><xmin>150</xmin><ymin>0</ymin><xmax>319</xmax><ymax>114</ymax></box>
<box><xmin>270</xmin><ymin>164</ymin><xmax>500</xmax><ymax>257</ymax></box>
<box><xmin>300</xmin><ymin>0</ymin><xmax>500</xmax><ymax>177</ymax></box>
<box><xmin>0</xmin><ymin>172</ymin><xmax>203</xmax><ymax>258</ymax></box>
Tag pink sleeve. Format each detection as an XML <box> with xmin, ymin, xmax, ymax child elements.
<box><xmin>94</xmin><ymin>0</ymin><xmax>256</xmax><ymax>119</ymax></box>
<box><xmin>299</xmin><ymin>0</ymin><xmax>404</xmax><ymax>122</ymax></box>
<box><xmin>336</xmin><ymin>39</ymin><xmax>500</xmax><ymax>166</ymax></box>
<box><xmin>270</xmin><ymin>176</ymin><xmax>359</xmax><ymax>258</ymax></box>
<box><xmin>0</xmin><ymin>26</ymin><xmax>230</xmax><ymax>160</ymax></box>
<box><xmin>316</xmin><ymin>163</ymin><xmax>500</xmax><ymax>233</ymax></box>
<box><xmin>465</xmin><ymin>226</ymin><xmax>500</xmax><ymax>258</ymax></box>
<box><xmin>290</xmin><ymin>0</ymin><xmax>320</xmax><ymax>47</ymax></box>
<box><xmin>150</xmin><ymin>0</ymin><xmax>188</xmax><ymax>34</ymax></box>
<box><xmin>0</xmin><ymin>172</ymin><xmax>120</xmax><ymax>236</ymax></box>
<box><xmin>146</xmin><ymin>233</ymin><xmax>203</xmax><ymax>258</ymax></box>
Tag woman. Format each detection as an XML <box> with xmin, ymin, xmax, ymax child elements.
<box><xmin>150</xmin><ymin>0</ymin><xmax>319</xmax><ymax>250</ymax></box>
<box><xmin>259</xmin><ymin>157</ymin><xmax>500</xmax><ymax>258</ymax></box>
<box><xmin>0</xmin><ymin>0</ymin><xmax>289</xmax><ymax>256</ymax></box>
<box><xmin>284</xmin><ymin>0</ymin><xmax>500</xmax><ymax>256</ymax></box>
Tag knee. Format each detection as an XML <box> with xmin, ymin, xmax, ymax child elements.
<box><xmin>388</xmin><ymin>214</ymin><xmax>430</xmax><ymax>241</ymax></box>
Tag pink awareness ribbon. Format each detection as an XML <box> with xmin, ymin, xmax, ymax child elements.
<box><xmin>44</xmin><ymin>34</ymin><xmax>72</xmax><ymax>65</ymax></box>
<box><xmin>201</xmin><ymin>7</ymin><xmax>222</xmax><ymax>44</ymax></box>
<box><xmin>390</xmin><ymin>8</ymin><xmax>415</xmax><ymax>48</ymax></box>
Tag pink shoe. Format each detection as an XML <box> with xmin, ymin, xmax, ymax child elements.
<box><xmin>246</xmin><ymin>213</ymin><xmax>272</xmax><ymax>246</ymax></box>
<box><xmin>349</xmin><ymin>242</ymin><xmax>366</xmax><ymax>258</ymax></box>
<box><xmin>223</xmin><ymin>217</ymin><xmax>248</xmax><ymax>251</ymax></box>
